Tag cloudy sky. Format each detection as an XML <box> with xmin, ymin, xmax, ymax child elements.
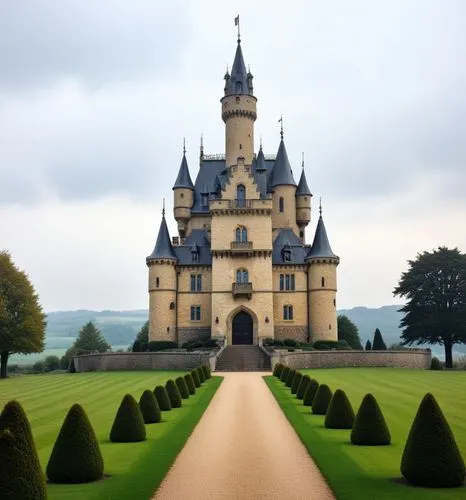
<box><xmin>1</xmin><ymin>0</ymin><xmax>465</xmax><ymax>312</ymax></box>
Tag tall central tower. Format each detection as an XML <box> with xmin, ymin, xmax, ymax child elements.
<box><xmin>221</xmin><ymin>37</ymin><xmax>257</xmax><ymax>166</ymax></box>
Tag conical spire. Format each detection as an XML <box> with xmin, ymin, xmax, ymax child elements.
<box><xmin>147</xmin><ymin>205</ymin><xmax>177</xmax><ymax>262</ymax></box>
<box><xmin>173</xmin><ymin>144</ymin><xmax>194</xmax><ymax>190</ymax></box>
<box><xmin>225</xmin><ymin>40</ymin><xmax>252</xmax><ymax>96</ymax></box>
<box><xmin>296</xmin><ymin>158</ymin><xmax>312</xmax><ymax>196</ymax></box>
<box><xmin>270</xmin><ymin>137</ymin><xmax>297</xmax><ymax>187</ymax></box>
<box><xmin>307</xmin><ymin>202</ymin><xmax>338</xmax><ymax>260</ymax></box>
<box><xmin>255</xmin><ymin>143</ymin><xmax>267</xmax><ymax>173</ymax></box>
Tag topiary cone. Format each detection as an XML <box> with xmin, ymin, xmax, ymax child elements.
<box><xmin>109</xmin><ymin>395</ymin><xmax>146</xmax><ymax>443</ymax></box>
<box><xmin>296</xmin><ymin>375</ymin><xmax>311</xmax><ymax>400</ymax></box>
<box><xmin>291</xmin><ymin>372</ymin><xmax>303</xmax><ymax>395</ymax></box>
<box><xmin>0</xmin><ymin>400</ymin><xmax>47</xmax><ymax>498</ymax></box>
<box><xmin>48</xmin><ymin>403</ymin><xmax>104</xmax><ymax>483</ymax></box>
<box><xmin>139</xmin><ymin>390</ymin><xmax>161</xmax><ymax>423</ymax></box>
<box><xmin>325</xmin><ymin>389</ymin><xmax>355</xmax><ymax>429</ymax></box>
<box><xmin>184</xmin><ymin>373</ymin><xmax>196</xmax><ymax>395</ymax></box>
<box><xmin>351</xmin><ymin>393</ymin><xmax>391</xmax><ymax>446</ymax></box>
<box><xmin>303</xmin><ymin>379</ymin><xmax>319</xmax><ymax>406</ymax></box>
<box><xmin>154</xmin><ymin>386</ymin><xmax>172</xmax><ymax>411</ymax></box>
<box><xmin>202</xmin><ymin>364</ymin><xmax>211</xmax><ymax>379</ymax></box>
<box><xmin>197</xmin><ymin>366</ymin><xmax>206</xmax><ymax>383</ymax></box>
<box><xmin>165</xmin><ymin>380</ymin><xmax>182</xmax><ymax>408</ymax></box>
<box><xmin>285</xmin><ymin>368</ymin><xmax>296</xmax><ymax>388</ymax></box>
<box><xmin>280</xmin><ymin>366</ymin><xmax>290</xmax><ymax>383</ymax></box>
<box><xmin>273</xmin><ymin>363</ymin><xmax>284</xmax><ymax>378</ymax></box>
<box><xmin>191</xmin><ymin>369</ymin><xmax>201</xmax><ymax>387</ymax></box>
<box><xmin>401</xmin><ymin>393</ymin><xmax>465</xmax><ymax>487</ymax></box>
<box><xmin>175</xmin><ymin>376</ymin><xmax>190</xmax><ymax>399</ymax></box>
<box><xmin>312</xmin><ymin>384</ymin><xmax>333</xmax><ymax>415</ymax></box>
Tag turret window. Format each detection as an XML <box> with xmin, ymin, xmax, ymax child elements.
<box><xmin>280</xmin><ymin>274</ymin><xmax>295</xmax><ymax>291</ymax></box>
<box><xmin>190</xmin><ymin>274</ymin><xmax>202</xmax><ymax>292</ymax></box>
<box><xmin>236</xmin><ymin>226</ymin><xmax>248</xmax><ymax>242</ymax></box>
<box><xmin>321</xmin><ymin>277</ymin><xmax>325</xmax><ymax>287</ymax></box>
<box><xmin>156</xmin><ymin>277</ymin><xmax>160</xmax><ymax>288</ymax></box>
<box><xmin>283</xmin><ymin>305</ymin><xmax>294</xmax><ymax>321</ymax></box>
<box><xmin>190</xmin><ymin>306</ymin><xmax>201</xmax><ymax>321</ymax></box>
<box><xmin>201</xmin><ymin>193</ymin><xmax>209</xmax><ymax>207</ymax></box>
<box><xmin>279</xmin><ymin>197</ymin><xmax>284</xmax><ymax>213</ymax></box>
<box><xmin>236</xmin><ymin>268</ymin><xmax>249</xmax><ymax>283</ymax></box>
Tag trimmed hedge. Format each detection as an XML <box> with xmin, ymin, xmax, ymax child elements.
<box><xmin>285</xmin><ymin>368</ymin><xmax>296</xmax><ymax>388</ymax></box>
<box><xmin>351</xmin><ymin>393</ymin><xmax>391</xmax><ymax>446</ymax></box>
<box><xmin>0</xmin><ymin>400</ymin><xmax>47</xmax><ymax>497</ymax></box>
<box><xmin>191</xmin><ymin>369</ymin><xmax>201</xmax><ymax>388</ymax></box>
<box><xmin>165</xmin><ymin>380</ymin><xmax>182</xmax><ymax>408</ymax></box>
<box><xmin>202</xmin><ymin>364</ymin><xmax>212</xmax><ymax>379</ymax></box>
<box><xmin>312</xmin><ymin>384</ymin><xmax>333</xmax><ymax>415</ymax></box>
<box><xmin>303</xmin><ymin>379</ymin><xmax>320</xmax><ymax>406</ymax></box>
<box><xmin>291</xmin><ymin>372</ymin><xmax>303</xmax><ymax>395</ymax></box>
<box><xmin>154</xmin><ymin>385</ymin><xmax>172</xmax><ymax>411</ymax></box>
<box><xmin>273</xmin><ymin>363</ymin><xmax>284</xmax><ymax>378</ymax></box>
<box><xmin>110</xmin><ymin>394</ymin><xmax>146</xmax><ymax>443</ymax></box>
<box><xmin>184</xmin><ymin>373</ymin><xmax>196</xmax><ymax>395</ymax></box>
<box><xmin>296</xmin><ymin>375</ymin><xmax>311</xmax><ymax>400</ymax></box>
<box><xmin>401</xmin><ymin>393</ymin><xmax>465</xmax><ymax>487</ymax></box>
<box><xmin>147</xmin><ymin>341</ymin><xmax>178</xmax><ymax>352</ymax></box>
<box><xmin>430</xmin><ymin>357</ymin><xmax>443</xmax><ymax>370</ymax></box>
<box><xmin>139</xmin><ymin>390</ymin><xmax>161</xmax><ymax>423</ymax></box>
<box><xmin>313</xmin><ymin>340</ymin><xmax>351</xmax><ymax>350</ymax></box>
<box><xmin>48</xmin><ymin>403</ymin><xmax>104</xmax><ymax>482</ymax></box>
<box><xmin>196</xmin><ymin>366</ymin><xmax>206</xmax><ymax>384</ymax></box>
<box><xmin>325</xmin><ymin>389</ymin><xmax>355</xmax><ymax>429</ymax></box>
<box><xmin>175</xmin><ymin>376</ymin><xmax>190</xmax><ymax>399</ymax></box>
<box><xmin>280</xmin><ymin>366</ymin><xmax>290</xmax><ymax>383</ymax></box>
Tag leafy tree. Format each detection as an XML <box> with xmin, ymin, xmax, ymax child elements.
<box><xmin>394</xmin><ymin>247</ymin><xmax>466</xmax><ymax>368</ymax></box>
<box><xmin>0</xmin><ymin>251</ymin><xmax>46</xmax><ymax>378</ymax></box>
<box><xmin>44</xmin><ymin>355</ymin><xmax>60</xmax><ymax>372</ymax></box>
<box><xmin>372</xmin><ymin>328</ymin><xmax>387</xmax><ymax>350</ymax></box>
<box><xmin>72</xmin><ymin>321</ymin><xmax>110</xmax><ymax>354</ymax></box>
<box><xmin>132</xmin><ymin>320</ymin><xmax>149</xmax><ymax>352</ymax></box>
<box><xmin>338</xmin><ymin>315</ymin><xmax>363</xmax><ymax>349</ymax></box>
<box><xmin>365</xmin><ymin>340</ymin><xmax>372</xmax><ymax>350</ymax></box>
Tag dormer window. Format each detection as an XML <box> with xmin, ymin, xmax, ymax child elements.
<box><xmin>191</xmin><ymin>245</ymin><xmax>199</xmax><ymax>262</ymax></box>
<box><xmin>201</xmin><ymin>193</ymin><xmax>209</xmax><ymax>207</ymax></box>
<box><xmin>282</xmin><ymin>245</ymin><xmax>292</xmax><ymax>263</ymax></box>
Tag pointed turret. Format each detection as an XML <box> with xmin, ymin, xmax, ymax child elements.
<box><xmin>147</xmin><ymin>208</ymin><xmax>178</xmax><ymax>263</ymax></box>
<box><xmin>173</xmin><ymin>142</ymin><xmax>194</xmax><ymax>239</ymax></box>
<box><xmin>296</xmin><ymin>168</ymin><xmax>311</xmax><ymax>196</ymax></box>
<box><xmin>224</xmin><ymin>40</ymin><xmax>253</xmax><ymax>96</ymax></box>
<box><xmin>271</xmin><ymin>139</ymin><xmax>297</xmax><ymax>187</ymax></box>
<box><xmin>307</xmin><ymin>204</ymin><xmax>338</xmax><ymax>261</ymax></box>
<box><xmin>255</xmin><ymin>144</ymin><xmax>267</xmax><ymax>173</ymax></box>
<box><xmin>296</xmin><ymin>156</ymin><xmax>312</xmax><ymax>243</ymax></box>
<box><xmin>173</xmin><ymin>151</ymin><xmax>194</xmax><ymax>190</ymax></box>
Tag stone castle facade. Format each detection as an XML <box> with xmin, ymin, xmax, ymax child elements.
<box><xmin>146</xmin><ymin>34</ymin><xmax>339</xmax><ymax>346</ymax></box>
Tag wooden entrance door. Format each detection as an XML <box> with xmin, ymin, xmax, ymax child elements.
<box><xmin>232</xmin><ymin>311</ymin><xmax>253</xmax><ymax>345</ymax></box>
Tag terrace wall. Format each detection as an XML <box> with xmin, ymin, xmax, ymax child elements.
<box><xmin>271</xmin><ymin>350</ymin><xmax>431</xmax><ymax>370</ymax></box>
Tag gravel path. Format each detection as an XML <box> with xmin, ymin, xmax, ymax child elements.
<box><xmin>153</xmin><ymin>372</ymin><xmax>335</xmax><ymax>500</ymax></box>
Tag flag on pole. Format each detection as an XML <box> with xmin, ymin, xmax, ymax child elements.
<box><xmin>235</xmin><ymin>15</ymin><xmax>239</xmax><ymax>26</ymax></box>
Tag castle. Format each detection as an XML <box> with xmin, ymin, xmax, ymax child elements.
<box><xmin>146</xmin><ymin>32</ymin><xmax>339</xmax><ymax>346</ymax></box>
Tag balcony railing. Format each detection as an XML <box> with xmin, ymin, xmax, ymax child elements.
<box><xmin>229</xmin><ymin>199</ymin><xmax>252</xmax><ymax>209</ymax></box>
<box><xmin>232</xmin><ymin>282</ymin><xmax>253</xmax><ymax>299</ymax></box>
<box><xmin>230</xmin><ymin>241</ymin><xmax>253</xmax><ymax>253</ymax></box>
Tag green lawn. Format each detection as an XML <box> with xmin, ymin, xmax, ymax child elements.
<box><xmin>0</xmin><ymin>371</ymin><xmax>222</xmax><ymax>499</ymax></box>
<box><xmin>266</xmin><ymin>368</ymin><xmax>466</xmax><ymax>499</ymax></box>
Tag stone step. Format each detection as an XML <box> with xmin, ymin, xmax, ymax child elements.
<box><xmin>215</xmin><ymin>345</ymin><xmax>271</xmax><ymax>372</ymax></box>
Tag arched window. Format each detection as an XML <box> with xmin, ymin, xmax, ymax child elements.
<box><xmin>236</xmin><ymin>268</ymin><xmax>249</xmax><ymax>283</ymax></box>
<box><xmin>279</xmin><ymin>196</ymin><xmax>284</xmax><ymax>212</ymax></box>
<box><xmin>236</xmin><ymin>226</ymin><xmax>248</xmax><ymax>242</ymax></box>
<box><xmin>236</xmin><ymin>184</ymin><xmax>246</xmax><ymax>207</ymax></box>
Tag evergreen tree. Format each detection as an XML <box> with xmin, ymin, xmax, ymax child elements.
<box><xmin>351</xmin><ymin>394</ymin><xmax>391</xmax><ymax>446</ymax></box>
<box><xmin>325</xmin><ymin>389</ymin><xmax>355</xmax><ymax>429</ymax></box>
<box><xmin>139</xmin><ymin>390</ymin><xmax>161</xmax><ymax>423</ymax></box>
<box><xmin>0</xmin><ymin>251</ymin><xmax>46</xmax><ymax>378</ymax></box>
<box><xmin>372</xmin><ymin>328</ymin><xmax>387</xmax><ymax>350</ymax></box>
<box><xmin>73</xmin><ymin>321</ymin><xmax>110</xmax><ymax>354</ymax></box>
<box><xmin>365</xmin><ymin>340</ymin><xmax>372</xmax><ymax>350</ymax></box>
<box><xmin>312</xmin><ymin>385</ymin><xmax>333</xmax><ymax>415</ymax></box>
<box><xmin>337</xmin><ymin>315</ymin><xmax>363</xmax><ymax>349</ymax></box>
<box><xmin>296</xmin><ymin>375</ymin><xmax>311</xmax><ymax>400</ymax></box>
<box><xmin>109</xmin><ymin>395</ymin><xmax>146</xmax><ymax>443</ymax></box>
<box><xmin>184</xmin><ymin>373</ymin><xmax>196</xmax><ymax>395</ymax></box>
<box><xmin>132</xmin><ymin>321</ymin><xmax>149</xmax><ymax>352</ymax></box>
<box><xmin>401</xmin><ymin>393</ymin><xmax>465</xmax><ymax>487</ymax></box>
<box><xmin>303</xmin><ymin>379</ymin><xmax>319</xmax><ymax>406</ymax></box>
<box><xmin>165</xmin><ymin>380</ymin><xmax>182</xmax><ymax>408</ymax></box>
<box><xmin>48</xmin><ymin>403</ymin><xmax>104</xmax><ymax>482</ymax></box>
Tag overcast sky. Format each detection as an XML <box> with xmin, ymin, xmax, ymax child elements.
<box><xmin>1</xmin><ymin>0</ymin><xmax>465</xmax><ymax>312</ymax></box>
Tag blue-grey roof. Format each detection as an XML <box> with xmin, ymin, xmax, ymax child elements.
<box><xmin>307</xmin><ymin>216</ymin><xmax>338</xmax><ymax>260</ymax></box>
<box><xmin>174</xmin><ymin>229</ymin><xmax>212</xmax><ymax>265</ymax></box>
<box><xmin>224</xmin><ymin>40</ymin><xmax>253</xmax><ymax>96</ymax></box>
<box><xmin>173</xmin><ymin>153</ymin><xmax>194</xmax><ymax>190</ymax></box>
<box><xmin>270</xmin><ymin>139</ymin><xmax>297</xmax><ymax>188</ymax></box>
<box><xmin>296</xmin><ymin>168</ymin><xmax>312</xmax><ymax>196</ymax></box>
<box><xmin>147</xmin><ymin>214</ymin><xmax>177</xmax><ymax>262</ymax></box>
<box><xmin>272</xmin><ymin>229</ymin><xmax>309</xmax><ymax>265</ymax></box>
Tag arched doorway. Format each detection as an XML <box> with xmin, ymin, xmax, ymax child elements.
<box><xmin>232</xmin><ymin>311</ymin><xmax>253</xmax><ymax>345</ymax></box>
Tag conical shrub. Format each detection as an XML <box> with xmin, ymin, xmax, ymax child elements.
<box><xmin>154</xmin><ymin>385</ymin><xmax>172</xmax><ymax>411</ymax></box>
<box><xmin>196</xmin><ymin>366</ymin><xmax>206</xmax><ymax>383</ymax></box>
<box><xmin>165</xmin><ymin>380</ymin><xmax>182</xmax><ymax>408</ymax></box>
<box><xmin>297</xmin><ymin>375</ymin><xmax>311</xmax><ymax>400</ymax></box>
<box><xmin>139</xmin><ymin>390</ymin><xmax>161</xmax><ymax>424</ymax></box>
<box><xmin>48</xmin><ymin>403</ymin><xmax>104</xmax><ymax>482</ymax></box>
<box><xmin>285</xmin><ymin>368</ymin><xmax>296</xmax><ymax>388</ymax></box>
<box><xmin>175</xmin><ymin>376</ymin><xmax>190</xmax><ymax>399</ymax></box>
<box><xmin>273</xmin><ymin>363</ymin><xmax>284</xmax><ymax>378</ymax></box>
<box><xmin>312</xmin><ymin>384</ymin><xmax>333</xmax><ymax>415</ymax></box>
<box><xmin>325</xmin><ymin>389</ymin><xmax>355</xmax><ymax>429</ymax></box>
<box><xmin>202</xmin><ymin>364</ymin><xmax>211</xmax><ymax>379</ymax></box>
<box><xmin>110</xmin><ymin>394</ymin><xmax>146</xmax><ymax>443</ymax></box>
<box><xmin>0</xmin><ymin>401</ymin><xmax>47</xmax><ymax>498</ymax></box>
<box><xmin>401</xmin><ymin>393</ymin><xmax>465</xmax><ymax>487</ymax></box>
<box><xmin>280</xmin><ymin>366</ymin><xmax>290</xmax><ymax>383</ymax></box>
<box><xmin>303</xmin><ymin>379</ymin><xmax>319</xmax><ymax>406</ymax></box>
<box><xmin>351</xmin><ymin>394</ymin><xmax>391</xmax><ymax>446</ymax></box>
<box><xmin>184</xmin><ymin>373</ymin><xmax>196</xmax><ymax>395</ymax></box>
<box><xmin>191</xmin><ymin>369</ymin><xmax>201</xmax><ymax>387</ymax></box>
<box><xmin>291</xmin><ymin>372</ymin><xmax>303</xmax><ymax>395</ymax></box>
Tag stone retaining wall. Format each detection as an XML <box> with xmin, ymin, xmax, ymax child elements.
<box><xmin>271</xmin><ymin>350</ymin><xmax>431</xmax><ymax>370</ymax></box>
<box><xmin>73</xmin><ymin>351</ymin><xmax>217</xmax><ymax>372</ymax></box>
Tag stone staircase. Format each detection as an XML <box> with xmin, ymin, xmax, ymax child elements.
<box><xmin>215</xmin><ymin>345</ymin><xmax>271</xmax><ymax>372</ymax></box>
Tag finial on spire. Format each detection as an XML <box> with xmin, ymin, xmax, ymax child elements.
<box><xmin>200</xmin><ymin>133</ymin><xmax>204</xmax><ymax>159</ymax></box>
<box><xmin>278</xmin><ymin>114</ymin><xmax>284</xmax><ymax>139</ymax></box>
<box><xmin>260</xmin><ymin>135</ymin><xmax>263</xmax><ymax>150</ymax></box>
<box><xmin>302</xmin><ymin>152</ymin><xmax>305</xmax><ymax>169</ymax></box>
<box><xmin>234</xmin><ymin>15</ymin><xmax>240</xmax><ymax>42</ymax></box>
<box><xmin>162</xmin><ymin>198</ymin><xmax>166</xmax><ymax>217</ymax></box>
<box><xmin>182</xmin><ymin>137</ymin><xmax>186</xmax><ymax>155</ymax></box>
<box><xmin>319</xmin><ymin>197</ymin><xmax>322</xmax><ymax>217</ymax></box>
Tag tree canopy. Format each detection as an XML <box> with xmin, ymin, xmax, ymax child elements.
<box><xmin>394</xmin><ymin>247</ymin><xmax>466</xmax><ymax>368</ymax></box>
<box><xmin>71</xmin><ymin>321</ymin><xmax>110</xmax><ymax>354</ymax></box>
<box><xmin>132</xmin><ymin>320</ymin><xmax>148</xmax><ymax>352</ymax></box>
<box><xmin>337</xmin><ymin>315</ymin><xmax>363</xmax><ymax>349</ymax></box>
<box><xmin>0</xmin><ymin>251</ymin><xmax>46</xmax><ymax>378</ymax></box>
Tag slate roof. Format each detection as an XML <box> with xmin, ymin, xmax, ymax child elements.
<box><xmin>307</xmin><ymin>215</ymin><xmax>338</xmax><ymax>260</ymax></box>
<box><xmin>272</xmin><ymin>229</ymin><xmax>309</xmax><ymax>265</ymax></box>
<box><xmin>173</xmin><ymin>153</ymin><xmax>194</xmax><ymax>190</ymax></box>
<box><xmin>174</xmin><ymin>229</ymin><xmax>212</xmax><ymax>266</ymax></box>
<box><xmin>269</xmin><ymin>139</ymin><xmax>297</xmax><ymax>188</ymax></box>
<box><xmin>225</xmin><ymin>40</ymin><xmax>253</xmax><ymax>96</ymax></box>
<box><xmin>147</xmin><ymin>214</ymin><xmax>177</xmax><ymax>262</ymax></box>
<box><xmin>296</xmin><ymin>168</ymin><xmax>312</xmax><ymax>196</ymax></box>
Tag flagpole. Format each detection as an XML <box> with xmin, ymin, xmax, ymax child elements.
<box><xmin>235</xmin><ymin>15</ymin><xmax>240</xmax><ymax>42</ymax></box>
